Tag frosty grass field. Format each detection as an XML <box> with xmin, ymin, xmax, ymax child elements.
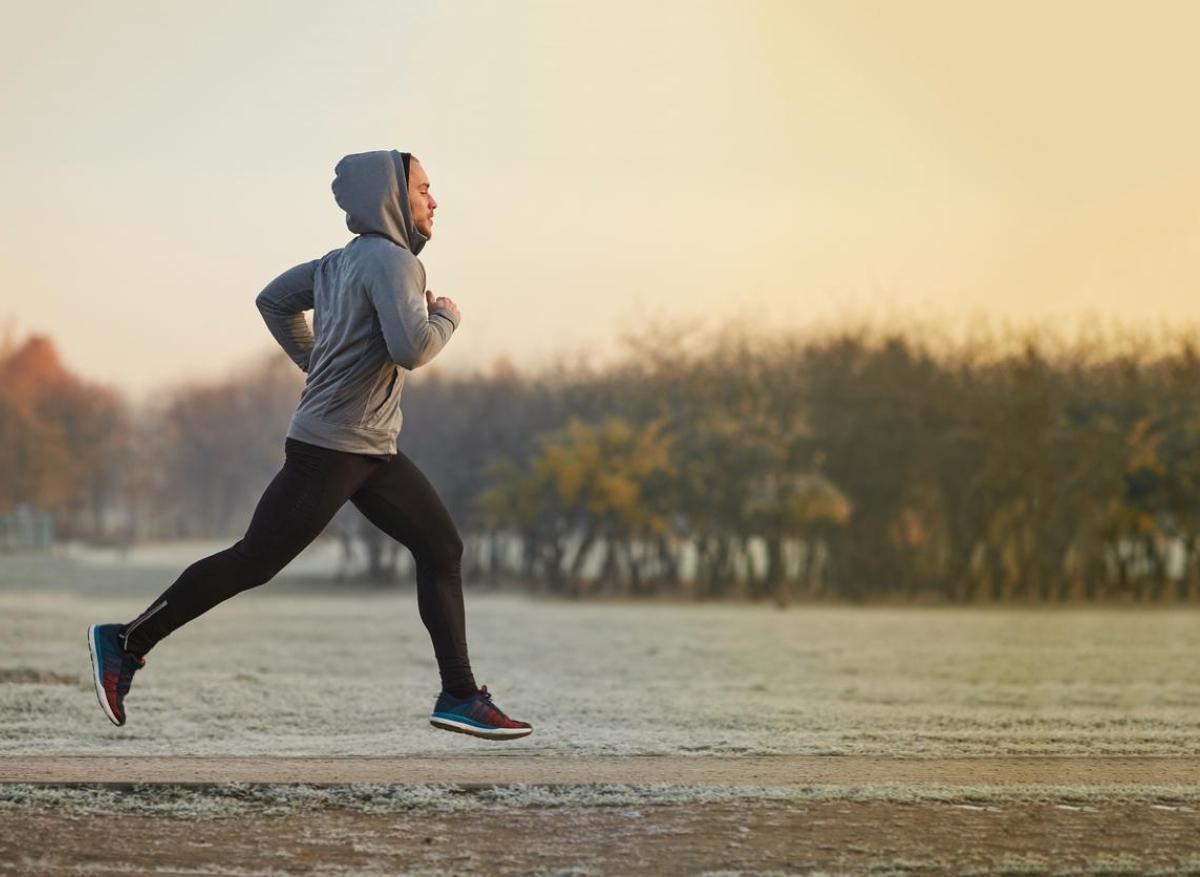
<box><xmin>2</xmin><ymin>545</ymin><xmax>1200</xmax><ymax>875</ymax></box>
<box><xmin>1</xmin><ymin>543</ymin><xmax>1197</xmax><ymax>763</ymax></box>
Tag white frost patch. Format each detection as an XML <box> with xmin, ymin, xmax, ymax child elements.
<box><xmin>1</xmin><ymin>552</ymin><xmax>1199</xmax><ymax>759</ymax></box>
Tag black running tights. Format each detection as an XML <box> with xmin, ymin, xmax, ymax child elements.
<box><xmin>119</xmin><ymin>437</ymin><xmax>478</xmax><ymax>697</ymax></box>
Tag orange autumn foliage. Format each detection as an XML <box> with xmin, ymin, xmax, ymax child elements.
<box><xmin>0</xmin><ymin>333</ymin><xmax>127</xmax><ymax>522</ymax></box>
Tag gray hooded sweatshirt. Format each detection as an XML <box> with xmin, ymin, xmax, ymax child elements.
<box><xmin>255</xmin><ymin>149</ymin><xmax>458</xmax><ymax>456</ymax></box>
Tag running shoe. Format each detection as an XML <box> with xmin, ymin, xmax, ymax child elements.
<box><xmin>87</xmin><ymin>623</ymin><xmax>146</xmax><ymax>727</ymax></box>
<box><xmin>430</xmin><ymin>684</ymin><xmax>533</xmax><ymax>740</ymax></box>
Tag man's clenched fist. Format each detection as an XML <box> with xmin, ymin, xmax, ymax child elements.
<box><xmin>426</xmin><ymin>289</ymin><xmax>460</xmax><ymax>325</ymax></box>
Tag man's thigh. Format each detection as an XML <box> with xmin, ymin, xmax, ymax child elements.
<box><xmin>241</xmin><ymin>440</ymin><xmax>386</xmax><ymax>566</ymax></box>
<box><xmin>349</xmin><ymin>449</ymin><xmax>460</xmax><ymax>555</ymax></box>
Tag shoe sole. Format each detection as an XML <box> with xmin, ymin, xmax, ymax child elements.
<box><xmin>429</xmin><ymin>715</ymin><xmax>533</xmax><ymax>740</ymax></box>
<box><xmin>87</xmin><ymin>624</ymin><xmax>123</xmax><ymax>727</ymax></box>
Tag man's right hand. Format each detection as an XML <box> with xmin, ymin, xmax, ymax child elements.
<box><xmin>426</xmin><ymin>289</ymin><xmax>460</xmax><ymax>325</ymax></box>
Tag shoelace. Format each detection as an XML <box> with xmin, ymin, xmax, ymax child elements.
<box><xmin>475</xmin><ymin>685</ymin><xmax>512</xmax><ymax>718</ymax></box>
<box><xmin>115</xmin><ymin>654</ymin><xmax>145</xmax><ymax>697</ymax></box>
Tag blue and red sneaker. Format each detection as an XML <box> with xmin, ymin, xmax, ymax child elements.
<box><xmin>87</xmin><ymin>623</ymin><xmax>146</xmax><ymax>726</ymax></box>
<box><xmin>430</xmin><ymin>684</ymin><xmax>533</xmax><ymax>740</ymax></box>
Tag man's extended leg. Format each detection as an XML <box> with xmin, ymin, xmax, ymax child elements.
<box><xmin>349</xmin><ymin>449</ymin><xmax>531</xmax><ymax>740</ymax></box>
<box><xmin>119</xmin><ymin>439</ymin><xmax>387</xmax><ymax>657</ymax></box>
<box><xmin>349</xmin><ymin>449</ymin><xmax>478</xmax><ymax>698</ymax></box>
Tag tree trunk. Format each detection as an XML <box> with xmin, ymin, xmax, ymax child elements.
<box><xmin>764</xmin><ymin>532</ymin><xmax>784</xmax><ymax>593</ymax></box>
<box><xmin>655</xmin><ymin>534</ymin><xmax>681</xmax><ymax>592</ymax></box>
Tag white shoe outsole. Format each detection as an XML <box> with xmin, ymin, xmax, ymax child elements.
<box><xmin>87</xmin><ymin>624</ymin><xmax>123</xmax><ymax>727</ymax></box>
<box><xmin>430</xmin><ymin>715</ymin><xmax>533</xmax><ymax>739</ymax></box>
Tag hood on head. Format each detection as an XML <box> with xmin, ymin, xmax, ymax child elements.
<box><xmin>331</xmin><ymin>149</ymin><xmax>427</xmax><ymax>255</ymax></box>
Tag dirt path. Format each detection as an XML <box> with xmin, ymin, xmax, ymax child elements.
<box><xmin>2</xmin><ymin>755</ymin><xmax>1197</xmax><ymax>786</ymax></box>
<box><xmin>5</xmin><ymin>758</ymin><xmax>1197</xmax><ymax>874</ymax></box>
<box><xmin>2</xmin><ymin>801</ymin><xmax>1198</xmax><ymax>876</ymax></box>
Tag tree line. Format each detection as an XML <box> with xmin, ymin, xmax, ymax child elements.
<box><xmin>3</xmin><ymin>318</ymin><xmax>1200</xmax><ymax>603</ymax></box>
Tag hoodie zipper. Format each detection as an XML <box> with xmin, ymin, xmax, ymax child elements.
<box><xmin>368</xmin><ymin>367</ymin><xmax>400</xmax><ymax>422</ymax></box>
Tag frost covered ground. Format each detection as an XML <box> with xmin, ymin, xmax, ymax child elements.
<box><xmin>3</xmin><ymin>547</ymin><xmax>1199</xmax><ymax>875</ymax></box>
<box><xmin>1</xmin><ymin>545</ymin><xmax>1197</xmax><ymax>759</ymax></box>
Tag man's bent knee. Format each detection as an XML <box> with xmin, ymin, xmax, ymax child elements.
<box><xmin>417</xmin><ymin>531</ymin><xmax>464</xmax><ymax>572</ymax></box>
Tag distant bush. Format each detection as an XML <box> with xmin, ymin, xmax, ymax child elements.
<box><xmin>8</xmin><ymin>318</ymin><xmax>1200</xmax><ymax>603</ymax></box>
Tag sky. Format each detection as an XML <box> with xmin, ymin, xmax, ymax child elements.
<box><xmin>2</xmin><ymin>0</ymin><xmax>1200</xmax><ymax>402</ymax></box>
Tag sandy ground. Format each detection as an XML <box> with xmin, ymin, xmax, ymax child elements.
<box><xmin>3</xmin><ymin>755</ymin><xmax>1199</xmax><ymax>786</ymax></box>
<box><xmin>2</xmin><ymin>800</ymin><xmax>1198</xmax><ymax>876</ymax></box>
<box><xmin>2</xmin><ymin>757</ymin><xmax>1198</xmax><ymax>875</ymax></box>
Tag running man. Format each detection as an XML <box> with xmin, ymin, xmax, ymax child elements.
<box><xmin>87</xmin><ymin>149</ymin><xmax>532</xmax><ymax>741</ymax></box>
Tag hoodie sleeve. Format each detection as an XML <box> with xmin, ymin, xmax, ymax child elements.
<box><xmin>364</xmin><ymin>247</ymin><xmax>458</xmax><ymax>370</ymax></box>
<box><xmin>255</xmin><ymin>259</ymin><xmax>318</xmax><ymax>373</ymax></box>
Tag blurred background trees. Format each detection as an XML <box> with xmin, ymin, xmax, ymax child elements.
<box><xmin>5</xmin><ymin>319</ymin><xmax>1200</xmax><ymax>603</ymax></box>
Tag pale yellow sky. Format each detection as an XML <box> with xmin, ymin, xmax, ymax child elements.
<box><xmin>2</xmin><ymin>0</ymin><xmax>1198</xmax><ymax>401</ymax></box>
